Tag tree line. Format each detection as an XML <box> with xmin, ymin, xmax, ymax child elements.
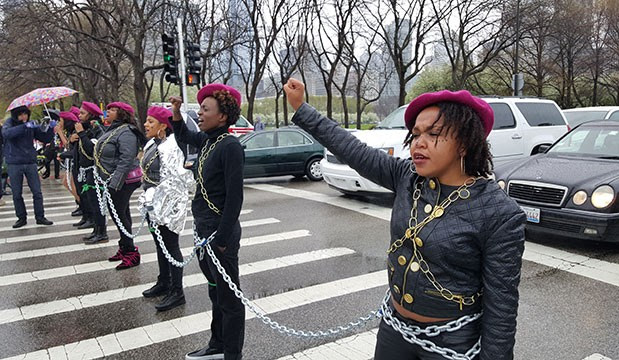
<box><xmin>0</xmin><ymin>0</ymin><xmax>617</xmax><ymax>127</ymax></box>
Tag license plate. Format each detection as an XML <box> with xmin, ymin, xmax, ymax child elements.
<box><xmin>521</xmin><ymin>206</ymin><xmax>541</xmax><ymax>223</ymax></box>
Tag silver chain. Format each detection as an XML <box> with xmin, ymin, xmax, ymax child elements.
<box><xmin>93</xmin><ymin>167</ymin><xmax>146</xmax><ymax>239</ymax></box>
<box><xmin>78</xmin><ymin>166</ymin><xmax>94</xmax><ymax>183</ymax></box>
<box><xmin>151</xmin><ymin>223</ymin><xmax>215</xmax><ymax>268</ymax></box>
<box><xmin>65</xmin><ymin>159</ymin><xmax>72</xmax><ymax>192</ymax></box>
<box><xmin>380</xmin><ymin>292</ymin><xmax>482</xmax><ymax>360</ymax></box>
<box><xmin>190</xmin><ymin>230</ymin><xmax>380</xmax><ymax>338</ymax></box>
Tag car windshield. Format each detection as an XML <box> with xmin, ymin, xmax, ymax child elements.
<box><xmin>563</xmin><ymin>111</ymin><xmax>608</xmax><ymax>126</ymax></box>
<box><xmin>549</xmin><ymin>124</ymin><xmax>619</xmax><ymax>158</ymax></box>
<box><xmin>376</xmin><ymin>107</ymin><xmax>407</xmax><ymax>129</ymax></box>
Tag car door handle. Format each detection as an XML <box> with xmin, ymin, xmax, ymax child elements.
<box><xmin>511</xmin><ymin>134</ymin><xmax>522</xmax><ymax>140</ymax></box>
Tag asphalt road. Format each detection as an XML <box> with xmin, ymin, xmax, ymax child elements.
<box><xmin>0</xmin><ymin>176</ymin><xmax>617</xmax><ymax>360</ymax></box>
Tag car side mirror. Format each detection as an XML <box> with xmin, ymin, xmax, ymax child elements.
<box><xmin>536</xmin><ymin>144</ymin><xmax>551</xmax><ymax>154</ymax></box>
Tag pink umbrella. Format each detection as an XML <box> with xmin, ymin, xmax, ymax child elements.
<box><xmin>6</xmin><ymin>86</ymin><xmax>78</xmax><ymax>111</ymax></box>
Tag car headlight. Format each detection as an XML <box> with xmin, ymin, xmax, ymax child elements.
<box><xmin>497</xmin><ymin>180</ymin><xmax>506</xmax><ymax>190</ymax></box>
<box><xmin>379</xmin><ymin>147</ymin><xmax>394</xmax><ymax>156</ymax></box>
<box><xmin>591</xmin><ymin>185</ymin><xmax>615</xmax><ymax>209</ymax></box>
<box><xmin>572</xmin><ymin>190</ymin><xmax>587</xmax><ymax>206</ymax></box>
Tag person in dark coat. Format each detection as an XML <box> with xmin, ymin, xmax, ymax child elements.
<box><xmin>284</xmin><ymin>78</ymin><xmax>526</xmax><ymax>360</ymax></box>
<box><xmin>75</xmin><ymin>101</ymin><xmax>107</xmax><ymax>243</ymax></box>
<box><xmin>2</xmin><ymin>106</ymin><xmax>55</xmax><ymax>228</ymax></box>
<box><xmin>93</xmin><ymin>102</ymin><xmax>145</xmax><ymax>269</ymax></box>
<box><xmin>0</xmin><ymin>126</ymin><xmax>7</xmax><ymax>206</ymax></box>
<box><xmin>170</xmin><ymin>84</ymin><xmax>245</xmax><ymax>360</ymax></box>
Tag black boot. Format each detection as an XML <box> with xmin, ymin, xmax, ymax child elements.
<box><xmin>77</xmin><ymin>219</ymin><xmax>95</xmax><ymax>229</ymax></box>
<box><xmin>155</xmin><ymin>288</ymin><xmax>185</xmax><ymax>311</ymax></box>
<box><xmin>84</xmin><ymin>225</ymin><xmax>109</xmax><ymax>244</ymax></box>
<box><xmin>71</xmin><ymin>205</ymin><xmax>82</xmax><ymax>217</ymax></box>
<box><xmin>142</xmin><ymin>282</ymin><xmax>170</xmax><ymax>298</ymax></box>
<box><xmin>73</xmin><ymin>217</ymin><xmax>87</xmax><ymax>227</ymax></box>
<box><xmin>83</xmin><ymin>225</ymin><xmax>98</xmax><ymax>241</ymax></box>
<box><xmin>12</xmin><ymin>218</ymin><xmax>27</xmax><ymax>229</ymax></box>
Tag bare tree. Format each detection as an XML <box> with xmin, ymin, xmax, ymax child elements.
<box><xmin>433</xmin><ymin>0</ymin><xmax>517</xmax><ymax>90</ymax></box>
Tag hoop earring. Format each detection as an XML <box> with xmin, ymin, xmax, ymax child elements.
<box><xmin>460</xmin><ymin>156</ymin><xmax>465</xmax><ymax>175</ymax></box>
<box><xmin>157</xmin><ymin>128</ymin><xmax>164</xmax><ymax>139</ymax></box>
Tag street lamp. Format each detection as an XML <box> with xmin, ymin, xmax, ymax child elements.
<box><xmin>512</xmin><ymin>0</ymin><xmax>523</xmax><ymax>96</ymax></box>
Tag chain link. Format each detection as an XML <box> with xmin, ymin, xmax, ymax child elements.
<box><xmin>140</xmin><ymin>149</ymin><xmax>159</xmax><ymax>185</ymax></box>
<box><xmin>79</xmin><ymin>138</ymin><xmax>94</xmax><ymax>161</ymax></box>
<box><xmin>196</xmin><ymin>133</ymin><xmax>229</xmax><ymax>216</ymax></box>
<box><xmin>380</xmin><ymin>291</ymin><xmax>482</xmax><ymax>360</ymax></box>
<box><xmin>93</xmin><ymin>124</ymin><xmax>127</xmax><ymax>177</ymax></box>
<box><xmin>150</xmin><ymin>223</ymin><xmax>215</xmax><ymax>268</ymax></box>
<box><xmin>65</xmin><ymin>158</ymin><xmax>72</xmax><ymax>192</ymax></box>
<box><xmin>93</xmin><ymin>166</ymin><xmax>146</xmax><ymax>239</ymax></box>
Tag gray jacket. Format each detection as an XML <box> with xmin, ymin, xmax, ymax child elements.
<box><xmin>292</xmin><ymin>103</ymin><xmax>526</xmax><ymax>360</ymax></box>
<box><xmin>94</xmin><ymin>122</ymin><xmax>140</xmax><ymax>191</ymax></box>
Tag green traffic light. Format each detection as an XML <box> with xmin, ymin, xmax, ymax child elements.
<box><xmin>164</xmin><ymin>55</ymin><xmax>171</xmax><ymax>62</ymax></box>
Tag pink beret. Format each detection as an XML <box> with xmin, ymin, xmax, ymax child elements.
<box><xmin>147</xmin><ymin>106</ymin><xmax>173</xmax><ymax>129</ymax></box>
<box><xmin>106</xmin><ymin>102</ymin><xmax>135</xmax><ymax>116</ymax></box>
<box><xmin>81</xmin><ymin>101</ymin><xmax>103</xmax><ymax>117</ymax></box>
<box><xmin>197</xmin><ymin>83</ymin><xmax>242</xmax><ymax>107</ymax></box>
<box><xmin>404</xmin><ymin>90</ymin><xmax>494</xmax><ymax>138</ymax></box>
<box><xmin>70</xmin><ymin>106</ymin><xmax>81</xmax><ymax>119</ymax></box>
<box><xmin>59</xmin><ymin>111</ymin><xmax>79</xmax><ymax>123</ymax></box>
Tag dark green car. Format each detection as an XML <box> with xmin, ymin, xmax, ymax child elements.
<box><xmin>240</xmin><ymin>127</ymin><xmax>324</xmax><ymax>181</ymax></box>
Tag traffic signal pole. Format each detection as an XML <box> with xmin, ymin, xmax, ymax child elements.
<box><xmin>177</xmin><ymin>18</ymin><xmax>188</xmax><ymax>112</ymax></box>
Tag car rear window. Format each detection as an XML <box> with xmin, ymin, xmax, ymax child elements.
<box><xmin>516</xmin><ymin>103</ymin><xmax>566</xmax><ymax>126</ymax></box>
<box><xmin>564</xmin><ymin>111</ymin><xmax>608</xmax><ymax>126</ymax></box>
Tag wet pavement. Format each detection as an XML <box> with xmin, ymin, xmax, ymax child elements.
<box><xmin>0</xmin><ymin>176</ymin><xmax>617</xmax><ymax>359</ymax></box>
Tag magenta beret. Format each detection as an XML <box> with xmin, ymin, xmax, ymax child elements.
<box><xmin>70</xmin><ymin>106</ymin><xmax>81</xmax><ymax>119</ymax></box>
<box><xmin>106</xmin><ymin>102</ymin><xmax>135</xmax><ymax>116</ymax></box>
<box><xmin>196</xmin><ymin>83</ymin><xmax>242</xmax><ymax>107</ymax></box>
<box><xmin>81</xmin><ymin>101</ymin><xmax>103</xmax><ymax>117</ymax></box>
<box><xmin>147</xmin><ymin>106</ymin><xmax>173</xmax><ymax>129</ymax></box>
<box><xmin>404</xmin><ymin>90</ymin><xmax>494</xmax><ymax>138</ymax></box>
<box><xmin>59</xmin><ymin>111</ymin><xmax>79</xmax><ymax>123</ymax></box>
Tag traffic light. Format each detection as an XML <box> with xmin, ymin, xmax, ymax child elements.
<box><xmin>162</xmin><ymin>33</ymin><xmax>178</xmax><ymax>85</ymax></box>
<box><xmin>185</xmin><ymin>41</ymin><xmax>201</xmax><ymax>86</ymax></box>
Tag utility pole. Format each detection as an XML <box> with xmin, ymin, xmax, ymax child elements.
<box><xmin>512</xmin><ymin>0</ymin><xmax>523</xmax><ymax>96</ymax></box>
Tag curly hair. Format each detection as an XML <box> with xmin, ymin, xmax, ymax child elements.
<box><xmin>212</xmin><ymin>90</ymin><xmax>241</xmax><ymax>126</ymax></box>
<box><xmin>403</xmin><ymin>102</ymin><xmax>493</xmax><ymax>177</ymax></box>
<box><xmin>115</xmin><ymin>108</ymin><xmax>137</xmax><ymax>126</ymax></box>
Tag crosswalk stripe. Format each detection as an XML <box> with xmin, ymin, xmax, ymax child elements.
<box><xmin>250</xmin><ymin>184</ymin><xmax>619</xmax><ymax>290</ymax></box>
<box><xmin>0</xmin><ymin>217</ymin><xmax>278</xmax><ymax>244</ymax></box>
<box><xmin>0</xmin><ymin>247</ymin><xmax>349</xmax><ymax>325</ymax></box>
<box><xmin>0</xmin><ymin>213</ymin><xmax>267</xmax><ymax>263</ymax></box>
<box><xmin>277</xmin><ymin>329</ymin><xmax>378</xmax><ymax>360</ymax></box>
<box><xmin>0</xmin><ymin>199</ymin><xmax>141</xmax><ymax>217</ymax></box>
<box><xmin>0</xmin><ymin>218</ymin><xmax>284</xmax><ymax>286</ymax></box>
<box><xmin>1</xmin><ymin>271</ymin><xmax>386</xmax><ymax>360</ymax></box>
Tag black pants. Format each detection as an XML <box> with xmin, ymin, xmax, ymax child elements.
<box><xmin>73</xmin><ymin>167</ymin><xmax>91</xmax><ymax>220</ymax></box>
<box><xmin>108</xmin><ymin>181</ymin><xmax>140</xmax><ymax>251</ymax></box>
<box><xmin>44</xmin><ymin>157</ymin><xmax>60</xmax><ymax>177</ymax></box>
<box><xmin>150</xmin><ymin>219</ymin><xmax>183</xmax><ymax>290</ymax></box>
<box><xmin>198</xmin><ymin>228</ymin><xmax>245</xmax><ymax>359</ymax></box>
<box><xmin>374</xmin><ymin>312</ymin><xmax>481</xmax><ymax>360</ymax></box>
<box><xmin>84</xmin><ymin>170</ymin><xmax>105</xmax><ymax>226</ymax></box>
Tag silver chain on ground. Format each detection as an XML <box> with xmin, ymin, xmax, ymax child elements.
<box><xmin>380</xmin><ymin>292</ymin><xmax>482</xmax><ymax>360</ymax></box>
<box><xmin>151</xmin><ymin>223</ymin><xmax>215</xmax><ymax>268</ymax></box>
<box><xmin>93</xmin><ymin>167</ymin><xmax>146</xmax><ymax>239</ymax></box>
<box><xmin>191</xmin><ymin>230</ymin><xmax>380</xmax><ymax>338</ymax></box>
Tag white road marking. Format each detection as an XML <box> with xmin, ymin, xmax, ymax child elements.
<box><xmin>0</xmin><ymin>247</ymin><xmax>348</xmax><ymax>325</ymax></box>
<box><xmin>1</xmin><ymin>271</ymin><xmax>386</xmax><ymax>360</ymax></box>
<box><xmin>277</xmin><ymin>329</ymin><xmax>378</xmax><ymax>360</ymax></box>
<box><xmin>0</xmin><ymin>219</ymin><xmax>282</xmax><ymax>286</ymax></box>
<box><xmin>250</xmin><ymin>184</ymin><xmax>619</xmax><ymax>289</ymax></box>
<box><xmin>582</xmin><ymin>354</ymin><xmax>612</xmax><ymax>360</ymax></box>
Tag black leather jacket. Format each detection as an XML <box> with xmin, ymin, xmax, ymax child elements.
<box><xmin>93</xmin><ymin>121</ymin><xmax>140</xmax><ymax>191</ymax></box>
<box><xmin>292</xmin><ymin>103</ymin><xmax>526</xmax><ymax>360</ymax></box>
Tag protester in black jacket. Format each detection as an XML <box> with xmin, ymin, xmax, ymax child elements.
<box><xmin>74</xmin><ymin>102</ymin><xmax>106</xmax><ymax>243</ymax></box>
<box><xmin>170</xmin><ymin>84</ymin><xmax>245</xmax><ymax>360</ymax></box>
<box><xmin>284</xmin><ymin>78</ymin><xmax>526</xmax><ymax>360</ymax></box>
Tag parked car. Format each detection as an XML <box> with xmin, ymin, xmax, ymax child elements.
<box><xmin>321</xmin><ymin>96</ymin><xmax>569</xmax><ymax>195</ymax></box>
<box><xmin>494</xmin><ymin>120</ymin><xmax>619</xmax><ymax>242</ymax></box>
<box><xmin>563</xmin><ymin>106</ymin><xmax>619</xmax><ymax>127</ymax></box>
<box><xmin>240</xmin><ymin>127</ymin><xmax>324</xmax><ymax>180</ymax></box>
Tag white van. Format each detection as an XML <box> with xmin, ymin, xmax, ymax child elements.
<box><xmin>320</xmin><ymin>96</ymin><xmax>569</xmax><ymax>194</ymax></box>
<box><xmin>563</xmin><ymin>106</ymin><xmax>619</xmax><ymax>127</ymax></box>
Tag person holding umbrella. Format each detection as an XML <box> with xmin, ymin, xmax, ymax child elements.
<box><xmin>2</xmin><ymin>105</ymin><xmax>55</xmax><ymax>228</ymax></box>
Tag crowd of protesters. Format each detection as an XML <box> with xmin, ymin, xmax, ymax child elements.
<box><xmin>0</xmin><ymin>76</ymin><xmax>528</xmax><ymax>360</ymax></box>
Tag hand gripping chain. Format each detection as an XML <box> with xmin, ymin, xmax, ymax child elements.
<box><xmin>93</xmin><ymin>167</ymin><xmax>147</xmax><ymax>239</ymax></box>
<box><xmin>151</xmin><ymin>223</ymin><xmax>216</xmax><ymax>268</ymax></box>
<box><xmin>380</xmin><ymin>292</ymin><xmax>482</xmax><ymax>360</ymax></box>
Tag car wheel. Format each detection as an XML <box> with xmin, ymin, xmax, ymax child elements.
<box><xmin>305</xmin><ymin>157</ymin><xmax>323</xmax><ymax>181</ymax></box>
